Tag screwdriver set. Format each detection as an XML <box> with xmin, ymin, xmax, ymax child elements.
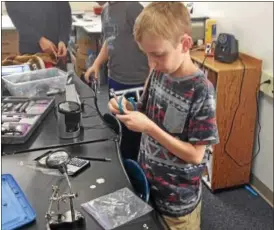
<box><xmin>2</xmin><ymin>96</ymin><xmax>55</xmax><ymax>144</ymax></box>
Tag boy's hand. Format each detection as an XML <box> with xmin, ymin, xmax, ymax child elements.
<box><xmin>84</xmin><ymin>64</ymin><xmax>100</xmax><ymax>83</ymax></box>
<box><xmin>116</xmin><ymin>111</ymin><xmax>153</xmax><ymax>133</ymax></box>
<box><xmin>108</xmin><ymin>96</ymin><xmax>133</xmax><ymax>114</ymax></box>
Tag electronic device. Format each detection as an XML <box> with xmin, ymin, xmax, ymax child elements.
<box><xmin>214</xmin><ymin>33</ymin><xmax>239</xmax><ymax>63</ymax></box>
<box><xmin>205</xmin><ymin>43</ymin><xmax>215</xmax><ymax>57</ymax></box>
<box><xmin>67</xmin><ymin>157</ymin><xmax>90</xmax><ymax>176</ymax></box>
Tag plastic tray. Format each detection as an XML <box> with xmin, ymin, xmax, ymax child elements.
<box><xmin>2</xmin><ymin>68</ymin><xmax>68</xmax><ymax>97</ymax></box>
<box><xmin>2</xmin><ymin>96</ymin><xmax>55</xmax><ymax>144</ymax></box>
<box><xmin>2</xmin><ymin>174</ymin><xmax>36</xmax><ymax>230</ymax></box>
<box><xmin>1</xmin><ymin>64</ymin><xmax>31</xmax><ymax>77</ymax></box>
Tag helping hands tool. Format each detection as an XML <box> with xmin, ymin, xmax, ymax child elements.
<box><xmin>45</xmin><ymin>150</ymin><xmax>85</xmax><ymax>229</ymax></box>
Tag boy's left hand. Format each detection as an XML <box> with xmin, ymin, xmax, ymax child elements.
<box><xmin>116</xmin><ymin>111</ymin><xmax>153</xmax><ymax>133</ymax></box>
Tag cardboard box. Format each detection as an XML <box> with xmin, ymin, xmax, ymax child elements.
<box><xmin>76</xmin><ymin>50</ymin><xmax>87</xmax><ymax>70</ymax></box>
<box><xmin>2</xmin><ymin>30</ymin><xmax>19</xmax><ymax>59</ymax></box>
<box><xmin>2</xmin><ymin>30</ymin><xmax>18</xmax><ymax>41</ymax></box>
<box><xmin>2</xmin><ymin>41</ymin><xmax>19</xmax><ymax>53</ymax></box>
<box><xmin>2</xmin><ymin>50</ymin><xmax>19</xmax><ymax>60</ymax></box>
<box><xmin>77</xmin><ymin>40</ymin><xmax>97</xmax><ymax>55</ymax></box>
<box><xmin>75</xmin><ymin>64</ymin><xmax>86</xmax><ymax>78</ymax></box>
<box><xmin>76</xmin><ymin>27</ymin><xmax>99</xmax><ymax>54</ymax></box>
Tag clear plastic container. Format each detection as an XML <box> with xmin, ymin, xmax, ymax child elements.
<box><xmin>2</xmin><ymin>68</ymin><xmax>68</xmax><ymax>97</ymax></box>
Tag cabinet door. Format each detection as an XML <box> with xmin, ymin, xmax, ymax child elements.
<box><xmin>207</xmin><ymin>69</ymin><xmax>218</xmax><ymax>89</ymax></box>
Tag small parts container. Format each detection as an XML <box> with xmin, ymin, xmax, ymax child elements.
<box><xmin>2</xmin><ymin>68</ymin><xmax>68</xmax><ymax>97</ymax></box>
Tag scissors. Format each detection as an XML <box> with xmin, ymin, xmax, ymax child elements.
<box><xmin>109</xmin><ymin>88</ymin><xmax>137</xmax><ymax>114</ymax></box>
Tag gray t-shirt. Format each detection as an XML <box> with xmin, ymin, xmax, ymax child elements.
<box><xmin>138</xmin><ymin>70</ymin><xmax>219</xmax><ymax>217</ymax></box>
<box><xmin>101</xmin><ymin>2</ymin><xmax>149</xmax><ymax>85</ymax></box>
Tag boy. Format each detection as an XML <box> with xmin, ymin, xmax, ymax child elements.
<box><xmin>108</xmin><ymin>2</ymin><xmax>219</xmax><ymax>230</ymax></box>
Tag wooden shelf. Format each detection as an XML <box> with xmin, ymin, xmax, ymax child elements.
<box><xmin>191</xmin><ymin>50</ymin><xmax>261</xmax><ymax>72</ymax></box>
<box><xmin>191</xmin><ymin>51</ymin><xmax>262</xmax><ymax>192</ymax></box>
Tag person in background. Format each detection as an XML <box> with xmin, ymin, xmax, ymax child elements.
<box><xmin>108</xmin><ymin>2</ymin><xmax>219</xmax><ymax>229</ymax></box>
<box><xmin>85</xmin><ymin>2</ymin><xmax>150</xmax><ymax>161</ymax></box>
<box><xmin>5</xmin><ymin>2</ymin><xmax>72</xmax><ymax>70</ymax></box>
<box><xmin>84</xmin><ymin>2</ymin><xmax>149</xmax><ymax>91</ymax></box>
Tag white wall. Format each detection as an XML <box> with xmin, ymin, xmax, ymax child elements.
<box><xmin>193</xmin><ymin>2</ymin><xmax>273</xmax><ymax>191</ymax></box>
<box><xmin>2</xmin><ymin>1</ymin><xmax>7</xmax><ymax>14</ymax></box>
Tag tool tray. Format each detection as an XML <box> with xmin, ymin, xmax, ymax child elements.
<box><xmin>2</xmin><ymin>96</ymin><xmax>55</xmax><ymax>144</ymax></box>
<box><xmin>2</xmin><ymin>174</ymin><xmax>36</xmax><ymax>230</ymax></box>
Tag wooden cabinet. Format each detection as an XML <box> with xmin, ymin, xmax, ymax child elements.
<box><xmin>191</xmin><ymin>51</ymin><xmax>262</xmax><ymax>192</ymax></box>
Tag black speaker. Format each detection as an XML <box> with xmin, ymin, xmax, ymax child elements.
<box><xmin>214</xmin><ymin>33</ymin><xmax>239</xmax><ymax>63</ymax></box>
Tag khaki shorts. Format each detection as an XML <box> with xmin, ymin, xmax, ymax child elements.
<box><xmin>161</xmin><ymin>202</ymin><xmax>202</xmax><ymax>230</ymax></box>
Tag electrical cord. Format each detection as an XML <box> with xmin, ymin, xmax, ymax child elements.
<box><xmin>201</xmin><ymin>41</ymin><xmax>216</xmax><ymax>69</ymax></box>
<box><xmin>202</xmin><ymin>55</ymin><xmax>207</xmax><ymax>67</ymax></box>
<box><xmin>81</xmin><ymin>100</ymin><xmax>98</xmax><ymax>118</ymax></box>
<box><xmin>87</xmin><ymin>76</ymin><xmax>123</xmax><ymax>144</ymax></box>
<box><xmin>223</xmin><ymin>58</ymin><xmax>271</xmax><ymax>167</ymax></box>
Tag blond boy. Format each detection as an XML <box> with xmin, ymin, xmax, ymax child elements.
<box><xmin>109</xmin><ymin>3</ymin><xmax>219</xmax><ymax>229</ymax></box>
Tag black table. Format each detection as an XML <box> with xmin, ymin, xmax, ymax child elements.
<box><xmin>2</xmin><ymin>141</ymin><xmax>164</xmax><ymax>230</ymax></box>
<box><xmin>2</xmin><ymin>74</ymin><xmax>116</xmax><ymax>155</ymax></box>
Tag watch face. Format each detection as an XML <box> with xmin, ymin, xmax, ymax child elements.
<box><xmin>218</xmin><ymin>34</ymin><xmax>227</xmax><ymax>44</ymax></box>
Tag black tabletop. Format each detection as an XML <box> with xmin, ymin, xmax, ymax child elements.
<box><xmin>2</xmin><ymin>140</ymin><xmax>164</xmax><ymax>230</ymax></box>
<box><xmin>2</xmin><ymin>74</ymin><xmax>116</xmax><ymax>155</ymax></box>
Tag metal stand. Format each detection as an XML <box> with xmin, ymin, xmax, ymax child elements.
<box><xmin>45</xmin><ymin>166</ymin><xmax>85</xmax><ymax>229</ymax></box>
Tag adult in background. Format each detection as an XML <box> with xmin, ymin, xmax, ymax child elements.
<box><xmin>5</xmin><ymin>2</ymin><xmax>72</xmax><ymax>70</ymax></box>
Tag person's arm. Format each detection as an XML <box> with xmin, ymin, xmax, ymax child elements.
<box><xmin>5</xmin><ymin>2</ymin><xmax>43</xmax><ymax>44</ymax></box>
<box><xmin>84</xmin><ymin>40</ymin><xmax>109</xmax><ymax>81</ymax></box>
<box><xmin>57</xmin><ymin>2</ymin><xmax>72</xmax><ymax>45</ymax></box>
<box><xmin>93</xmin><ymin>40</ymin><xmax>109</xmax><ymax>68</ymax></box>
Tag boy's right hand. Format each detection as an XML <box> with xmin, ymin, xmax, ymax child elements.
<box><xmin>108</xmin><ymin>96</ymin><xmax>132</xmax><ymax>115</ymax></box>
<box><xmin>84</xmin><ymin>64</ymin><xmax>100</xmax><ymax>83</ymax></box>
